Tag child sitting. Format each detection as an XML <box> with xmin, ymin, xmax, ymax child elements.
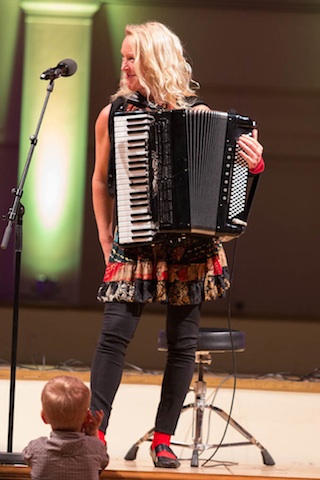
<box><xmin>22</xmin><ymin>375</ymin><xmax>109</xmax><ymax>479</ymax></box>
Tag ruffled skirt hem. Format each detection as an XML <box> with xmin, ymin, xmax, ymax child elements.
<box><xmin>96</xmin><ymin>233</ymin><xmax>230</xmax><ymax>306</ymax></box>
<box><xmin>97</xmin><ymin>267</ymin><xmax>230</xmax><ymax>306</ymax></box>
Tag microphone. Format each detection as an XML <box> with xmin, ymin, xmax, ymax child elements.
<box><xmin>40</xmin><ymin>58</ymin><xmax>77</xmax><ymax>80</ymax></box>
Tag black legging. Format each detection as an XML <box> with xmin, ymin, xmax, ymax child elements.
<box><xmin>90</xmin><ymin>302</ymin><xmax>201</xmax><ymax>434</ymax></box>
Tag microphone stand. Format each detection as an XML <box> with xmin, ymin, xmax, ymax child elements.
<box><xmin>0</xmin><ymin>79</ymin><xmax>56</xmax><ymax>465</ymax></box>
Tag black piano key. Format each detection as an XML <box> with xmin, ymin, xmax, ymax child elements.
<box><xmin>128</xmin><ymin>128</ymin><xmax>149</xmax><ymax>135</ymax></box>
<box><xmin>129</xmin><ymin>175</ymin><xmax>147</xmax><ymax>180</ymax></box>
<box><xmin>130</xmin><ymin>181</ymin><xmax>148</xmax><ymax>187</ymax></box>
<box><xmin>131</xmin><ymin>218</ymin><xmax>152</xmax><ymax>224</ymax></box>
<box><xmin>128</xmin><ymin>145</ymin><xmax>145</xmax><ymax>150</ymax></box>
<box><xmin>130</xmin><ymin>190</ymin><xmax>147</xmax><ymax>195</ymax></box>
<box><xmin>131</xmin><ymin>205</ymin><xmax>149</xmax><ymax>210</ymax></box>
<box><xmin>128</xmin><ymin>154</ymin><xmax>147</xmax><ymax>159</ymax></box>
<box><xmin>128</xmin><ymin>138</ymin><xmax>146</xmax><ymax>143</ymax></box>
<box><xmin>129</xmin><ymin>166</ymin><xmax>147</xmax><ymax>171</ymax></box>
<box><xmin>131</xmin><ymin>196</ymin><xmax>148</xmax><ymax>201</ymax></box>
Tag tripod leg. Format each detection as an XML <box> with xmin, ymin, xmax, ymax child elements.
<box><xmin>191</xmin><ymin>449</ymin><xmax>199</xmax><ymax>467</ymax></box>
<box><xmin>124</xmin><ymin>428</ymin><xmax>154</xmax><ymax>460</ymax></box>
<box><xmin>190</xmin><ymin>405</ymin><xmax>205</xmax><ymax>467</ymax></box>
<box><xmin>209</xmin><ymin>406</ymin><xmax>275</xmax><ymax>466</ymax></box>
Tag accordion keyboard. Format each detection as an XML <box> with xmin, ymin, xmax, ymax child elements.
<box><xmin>114</xmin><ymin>113</ymin><xmax>156</xmax><ymax>245</ymax></box>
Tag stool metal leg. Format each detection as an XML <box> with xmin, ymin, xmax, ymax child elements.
<box><xmin>169</xmin><ymin>361</ymin><xmax>214</xmax><ymax>466</ymax></box>
<box><xmin>170</xmin><ymin>363</ymin><xmax>275</xmax><ymax>467</ymax></box>
<box><xmin>172</xmin><ymin>361</ymin><xmax>210</xmax><ymax>467</ymax></box>
<box><xmin>205</xmin><ymin>405</ymin><xmax>275</xmax><ymax>466</ymax></box>
<box><xmin>124</xmin><ymin>428</ymin><xmax>154</xmax><ymax>461</ymax></box>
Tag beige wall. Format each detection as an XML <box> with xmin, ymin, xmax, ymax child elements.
<box><xmin>1</xmin><ymin>305</ymin><xmax>319</xmax><ymax>376</ymax></box>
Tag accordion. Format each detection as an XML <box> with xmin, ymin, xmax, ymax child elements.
<box><xmin>113</xmin><ymin>109</ymin><xmax>259</xmax><ymax>247</ymax></box>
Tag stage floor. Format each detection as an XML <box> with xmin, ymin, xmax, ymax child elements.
<box><xmin>0</xmin><ymin>458</ymin><xmax>320</xmax><ymax>480</ymax></box>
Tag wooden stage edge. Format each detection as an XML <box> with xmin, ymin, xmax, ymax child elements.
<box><xmin>0</xmin><ymin>462</ymin><xmax>320</xmax><ymax>480</ymax></box>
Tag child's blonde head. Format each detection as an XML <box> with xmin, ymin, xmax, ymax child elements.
<box><xmin>41</xmin><ymin>375</ymin><xmax>90</xmax><ymax>431</ymax></box>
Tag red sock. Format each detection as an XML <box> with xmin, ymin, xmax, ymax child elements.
<box><xmin>98</xmin><ymin>430</ymin><xmax>106</xmax><ymax>445</ymax></box>
<box><xmin>152</xmin><ymin>432</ymin><xmax>176</xmax><ymax>459</ymax></box>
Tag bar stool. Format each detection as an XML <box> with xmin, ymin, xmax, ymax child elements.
<box><xmin>125</xmin><ymin>327</ymin><xmax>275</xmax><ymax>467</ymax></box>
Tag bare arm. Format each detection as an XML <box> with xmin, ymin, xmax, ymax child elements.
<box><xmin>92</xmin><ymin>104</ymin><xmax>115</xmax><ymax>264</ymax></box>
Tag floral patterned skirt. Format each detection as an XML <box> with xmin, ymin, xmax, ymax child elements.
<box><xmin>97</xmin><ymin>230</ymin><xmax>230</xmax><ymax>306</ymax></box>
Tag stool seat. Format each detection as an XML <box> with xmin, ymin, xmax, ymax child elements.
<box><xmin>158</xmin><ymin>327</ymin><xmax>246</xmax><ymax>353</ymax></box>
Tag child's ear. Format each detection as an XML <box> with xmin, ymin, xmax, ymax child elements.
<box><xmin>41</xmin><ymin>410</ymin><xmax>48</xmax><ymax>424</ymax></box>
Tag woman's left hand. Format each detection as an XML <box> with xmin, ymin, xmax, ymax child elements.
<box><xmin>237</xmin><ymin>129</ymin><xmax>263</xmax><ymax>170</ymax></box>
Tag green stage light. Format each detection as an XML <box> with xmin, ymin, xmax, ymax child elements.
<box><xmin>0</xmin><ymin>0</ymin><xmax>20</xmax><ymax>142</ymax></box>
<box><xmin>18</xmin><ymin>0</ymin><xmax>99</xmax><ymax>302</ymax></box>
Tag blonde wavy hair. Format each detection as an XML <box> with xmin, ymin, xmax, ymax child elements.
<box><xmin>112</xmin><ymin>22</ymin><xmax>200</xmax><ymax>108</ymax></box>
<box><xmin>41</xmin><ymin>375</ymin><xmax>90</xmax><ymax>431</ymax></box>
